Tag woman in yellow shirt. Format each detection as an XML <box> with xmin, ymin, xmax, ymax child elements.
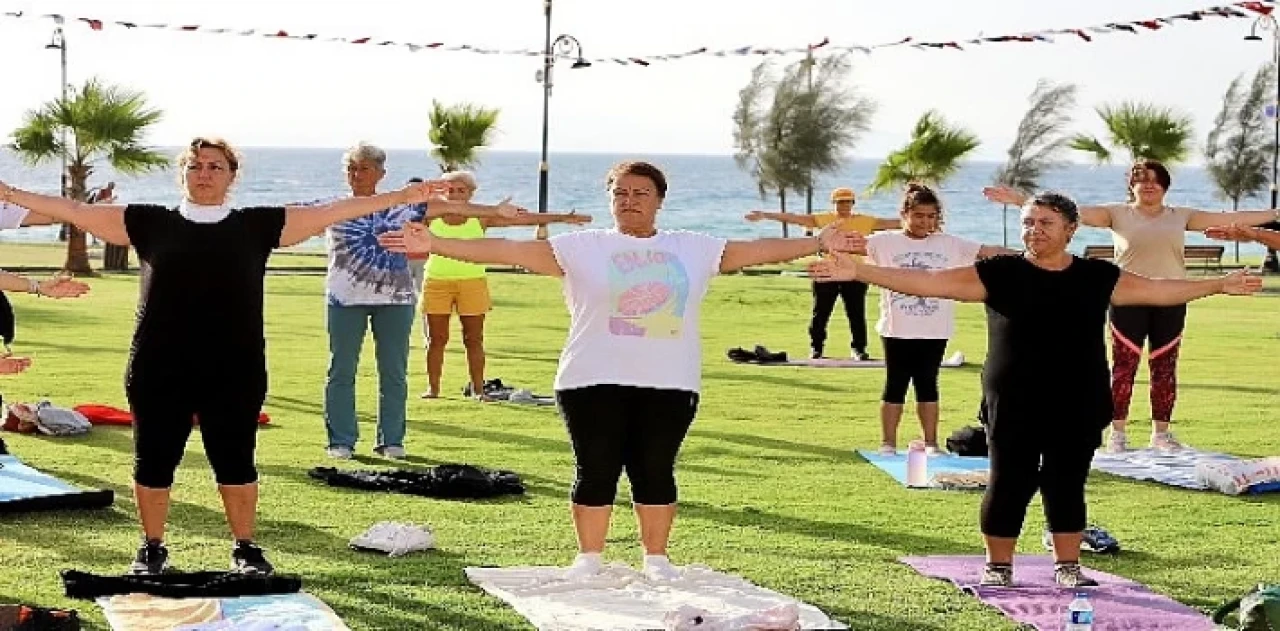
<box><xmin>746</xmin><ymin>186</ymin><xmax>899</xmax><ymax>359</ymax></box>
<box><xmin>421</xmin><ymin>171</ymin><xmax>590</xmax><ymax>399</ymax></box>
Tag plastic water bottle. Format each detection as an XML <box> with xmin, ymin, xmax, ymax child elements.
<box><xmin>906</xmin><ymin>440</ymin><xmax>929</xmax><ymax>487</ymax></box>
<box><xmin>1065</xmin><ymin>592</ymin><xmax>1094</xmax><ymax>630</ymax></box>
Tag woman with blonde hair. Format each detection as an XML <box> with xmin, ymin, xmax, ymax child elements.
<box><xmin>420</xmin><ymin>170</ymin><xmax>589</xmax><ymax>400</ymax></box>
<box><xmin>0</xmin><ymin>137</ymin><xmax>519</xmax><ymax>576</ymax></box>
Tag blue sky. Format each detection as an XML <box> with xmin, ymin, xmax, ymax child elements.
<box><xmin>0</xmin><ymin>0</ymin><xmax>1274</xmax><ymax>163</ymax></box>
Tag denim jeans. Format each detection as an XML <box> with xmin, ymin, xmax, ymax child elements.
<box><xmin>324</xmin><ymin>304</ymin><xmax>415</xmax><ymax>450</ymax></box>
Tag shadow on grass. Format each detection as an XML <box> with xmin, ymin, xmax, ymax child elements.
<box><xmin>703</xmin><ymin>367</ymin><xmax>851</xmax><ymax>394</ymax></box>
<box><xmin>691</xmin><ymin>429</ymin><xmax>852</xmax><ymax>461</ymax></box>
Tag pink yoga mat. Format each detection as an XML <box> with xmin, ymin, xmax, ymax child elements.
<box><xmin>900</xmin><ymin>555</ymin><xmax>1214</xmax><ymax>631</ymax></box>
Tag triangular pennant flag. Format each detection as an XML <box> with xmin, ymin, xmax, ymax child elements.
<box><xmin>79</xmin><ymin>18</ymin><xmax>103</xmax><ymax>31</ymax></box>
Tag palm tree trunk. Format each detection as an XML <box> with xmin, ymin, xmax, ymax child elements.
<box><xmin>1232</xmin><ymin>198</ymin><xmax>1240</xmax><ymax>264</ymax></box>
<box><xmin>778</xmin><ymin>189</ymin><xmax>789</xmax><ymax>239</ymax></box>
<box><xmin>1001</xmin><ymin>204</ymin><xmax>1009</xmax><ymax>248</ymax></box>
<box><xmin>62</xmin><ymin>166</ymin><xmax>95</xmax><ymax>276</ymax></box>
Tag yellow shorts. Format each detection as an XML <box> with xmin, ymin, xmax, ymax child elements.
<box><xmin>422</xmin><ymin>277</ymin><xmax>491</xmax><ymax>316</ymax></box>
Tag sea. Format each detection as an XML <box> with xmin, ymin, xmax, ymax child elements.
<box><xmin>0</xmin><ymin>148</ymin><xmax>1269</xmax><ymax>258</ymax></box>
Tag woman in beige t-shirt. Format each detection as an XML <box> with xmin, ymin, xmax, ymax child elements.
<box><xmin>985</xmin><ymin>160</ymin><xmax>1279</xmax><ymax>454</ymax></box>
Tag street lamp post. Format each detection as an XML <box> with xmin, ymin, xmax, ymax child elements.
<box><xmin>1246</xmin><ymin>15</ymin><xmax>1280</xmax><ymax>271</ymax></box>
<box><xmin>536</xmin><ymin>0</ymin><xmax>590</xmax><ymax>238</ymax></box>
<box><xmin>46</xmin><ymin>26</ymin><xmax>68</xmax><ymax>199</ymax></box>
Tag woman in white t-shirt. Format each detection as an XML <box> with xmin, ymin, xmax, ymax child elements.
<box><xmin>379</xmin><ymin>160</ymin><xmax>861</xmax><ymax>582</ymax></box>
<box><xmin>865</xmin><ymin>184</ymin><xmax>1013</xmax><ymax>455</ymax></box>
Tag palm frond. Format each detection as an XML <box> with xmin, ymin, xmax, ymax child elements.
<box><xmin>1068</xmin><ymin>134</ymin><xmax>1112</xmax><ymax>163</ymax></box>
<box><xmin>428</xmin><ymin>100</ymin><xmax>500</xmax><ymax>172</ymax></box>
<box><xmin>868</xmin><ymin>110</ymin><xmax>979</xmax><ymax>194</ymax></box>
<box><xmin>1094</xmin><ymin>101</ymin><xmax>1194</xmax><ymax>164</ymax></box>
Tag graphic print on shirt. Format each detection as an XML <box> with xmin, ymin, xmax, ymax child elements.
<box><xmin>888</xmin><ymin>250</ymin><xmax>949</xmax><ymax>317</ymax></box>
<box><xmin>325</xmin><ymin>203</ymin><xmax>426</xmax><ymax>305</ymax></box>
<box><xmin>607</xmin><ymin>249</ymin><xmax>690</xmax><ymax>338</ymax></box>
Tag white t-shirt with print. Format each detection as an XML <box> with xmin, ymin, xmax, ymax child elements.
<box><xmin>0</xmin><ymin>202</ymin><xmax>30</xmax><ymax>229</ymax></box>
<box><xmin>549</xmin><ymin>229</ymin><xmax>727</xmax><ymax>392</ymax></box>
<box><xmin>866</xmin><ymin>231</ymin><xmax>982</xmax><ymax>340</ymax></box>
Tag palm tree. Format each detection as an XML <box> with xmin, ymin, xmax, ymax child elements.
<box><xmin>733</xmin><ymin>56</ymin><xmax>875</xmax><ymax>237</ymax></box>
<box><xmin>1206</xmin><ymin>64</ymin><xmax>1275</xmax><ymax>262</ymax></box>
<box><xmin>427</xmin><ymin>101</ymin><xmax>499</xmax><ymax>173</ymax></box>
<box><xmin>868</xmin><ymin>110</ymin><xmax>980</xmax><ymax>194</ymax></box>
<box><xmin>10</xmin><ymin>78</ymin><xmax>166</xmax><ymax>274</ymax></box>
<box><xmin>1069</xmin><ymin>101</ymin><xmax>1194</xmax><ymax>164</ymax></box>
<box><xmin>993</xmin><ymin>80</ymin><xmax>1078</xmax><ymax>246</ymax></box>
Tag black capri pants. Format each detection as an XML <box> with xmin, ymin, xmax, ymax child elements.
<box><xmin>555</xmin><ymin>384</ymin><xmax>699</xmax><ymax>506</ymax></box>
<box><xmin>980</xmin><ymin>434</ymin><xmax>1097</xmax><ymax>538</ymax></box>
<box><xmin>128</xmin><ymin>370</ymin><xmax>267</xmax><ymax>489</ymax></box>
<box><xmin>881</xmin><ymin>337</ymin><xmax>948</xmax><ymax>404</ymax></box>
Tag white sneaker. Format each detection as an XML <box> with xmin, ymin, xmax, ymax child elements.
<box><xmin>1150</xmin><ymin>431</ymin><xmax>1184</xmax><ymax>452</ymax></box>
<box><xmin>877</xmin><ymin>444</ymin><xmax>897</xmax><ymax>456</ymax></box>
<box><xmin>643</xmin><ymin>555</ymin><xmax>682</xmax><ymax>582</ymax></box>
<box><xmin>924</xmin><ymin>444</ymin><xmax>944</xmax><ymax>457</ymax></box>
<box><xmin>326</xmin><ymin>446</ymin><xmax>353</xmax><ymax>460</ymax></box>
<box><xmin>562</xmin><ymin>553</ymin><xmax>603</xmax><ymax>581</ymax></box>
<box><xmin>377</xmin><ymin>445</ymin><xmax>406</xmax><ymax>459</ymax></box>
<box><xmin>1105</xmin><ymin>431</ymin><xmax>1127</xmax><ymax>454</ymax></box>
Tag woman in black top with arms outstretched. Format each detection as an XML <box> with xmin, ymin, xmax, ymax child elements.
<box><xmin>0</xmin><ymin>137</ymin><xmax>519</xmax><ymax>575</ymax></box>
<box><xmin>810</xmin><ymin>192</ymin><xmax>1261</xmax><ymax>588</ymax></box>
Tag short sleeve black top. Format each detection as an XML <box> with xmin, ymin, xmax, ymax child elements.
<box><xmin>124</xmin><ymin>204</ymin><xmax>286</xmax><ymax>380</ymax></box>
<box><xmin>974</xmin><ymin>254</ymin><xmax>1121</xmax><ymax>442</ymax></box>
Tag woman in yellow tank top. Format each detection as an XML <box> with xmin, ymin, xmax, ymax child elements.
<box><xmin>420</xmin><ymin>171</ymin><xmax>590</xmax><ymax>400</ymax></box>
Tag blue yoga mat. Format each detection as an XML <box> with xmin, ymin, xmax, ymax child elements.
<box><xmin>0</xmin><ymin>454</ymin><xmax>113</xmax><ymax>512</ymax></box>
<box><xmin>857</xmin><ymin>450</ymin><xmax>990</xmax><ymax>488</ymax></box>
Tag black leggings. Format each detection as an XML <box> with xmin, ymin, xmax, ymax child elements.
<box><xmin>809</xmin><ymin>281</ymin><xmax>868</xmax><ymax>351</ymax></box>
<box><xmin>128</xmin><ymin>377</ymin><xmax>266</xmax><ymax>489</ymax></box>
<box><xmin>980</xmin><ymin>435</ymin><xmax>1097</xmax><ymax>538</ymax></box>
<box><xmin>555</xmin><ymin>384</ymin><xmax>699</xmax><ymax>506</ymax></box>
<box><xmin>881</xmin><ymin>337</ymin><xmax>948</xmax><ymax>404</ymax></box>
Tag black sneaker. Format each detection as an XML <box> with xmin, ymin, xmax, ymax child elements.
<box><xmin>231</xmin><ymin>541</ymin><xmax>274</xmax><ymax>575</ymax></box>
<box><xmin>129</xmin><ymin>539</ymin><xmax>170</xmax><ymax>575</ymax></box>
<box><xmin>852</xmin><ymin>348</ymin><xmax>871</xmax><ymax>362</ymax></box>
<box><xmin>979</xmin><ymin>562</ymin><xmax>1013</xmax><ymax>587</ymax></box>
<box><xmin>1054</xmin><ymin>562</ymin><xmax>1099</xmax><ymax>588</ymax></box>
<box><xmin>810</xmin><ymin>347</ymin><xmax>823</xmax><ymax>359</ymax></box>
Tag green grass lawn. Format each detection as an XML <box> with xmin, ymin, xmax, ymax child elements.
<box><xmin>0</xmin><ymin>270</ymin><xmax>1277</xmax><ymax>630</ymax></box>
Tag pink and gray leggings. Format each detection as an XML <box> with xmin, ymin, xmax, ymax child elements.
<box><xmin>1109</xmin><ymin>305</ymin><xmax>1186</xmax><ymax>424</ymax></box>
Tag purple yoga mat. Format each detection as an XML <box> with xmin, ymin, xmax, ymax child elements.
<box><xmin>900</xmin><ymin>555</ymin><xmax>1214</xmax><ymax>631</ymax></box>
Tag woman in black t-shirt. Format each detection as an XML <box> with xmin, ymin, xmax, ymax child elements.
<box><xmin>0</xmin><ymin>137</ymin><xmax>518</xmax><ymax>576</ymax></box>
<box><xmin>810</xmin><ymin>192</ymin><xmax>1261</xmax><ymax>589</ymax></box>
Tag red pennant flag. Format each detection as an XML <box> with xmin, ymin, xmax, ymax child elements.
<box><xmin>1136</xmin><ymin>20</ymin><xmax>1162</xmax><ymax>30</ymax></box>
<box><xmin>1240</xmin><ymin>2</ymin><xmax>1274</xmax><ymax>16</ymax></box>
<box><xmin>272</xmin><ymin>30</ymin><xmax>289</xmax><ymax>37</ymax></box>
<box><xmin>426</xmin><ymin>43</ymin><xmax>444</xmax><ymax>48</ymax></box>
<box><xmin>79</xmin><ymin>18</ymin><xmax>103</xmax><ymax>31</ymax></box>
<box><xmin>351</xmin><ymin>37</ymin><xmax>371</xmax><ymax>44</ymax></box>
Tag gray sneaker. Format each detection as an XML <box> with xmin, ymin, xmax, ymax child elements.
<box><xmin>1054</xmin><ymin>562</ymin><xmax>1099</xmax><ymax>588</ymax></box>
<box><xmin>376</xmin><ymin>445</ymin><xmax>406</xmax><ymax>459</ymax></box>
<box><xmin>326</xmin><ymin>446</ymin><xmax>353</xmax><ymax>460</ymax></box>
<box><xmin>979</xmin><ymin>563</ymin><xmax>1013</xmax><ymax>587</ymax></box>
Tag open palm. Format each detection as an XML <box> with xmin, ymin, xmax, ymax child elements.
<box><xmin>1222</xmin><ymin>268</ymin><xmax>1263</xmax><ymax>296</ymax></box>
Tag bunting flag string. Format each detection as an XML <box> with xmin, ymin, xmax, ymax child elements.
<box><xmin>0</xmin><ymin>1</ymin><xmax>1273</xmax><ymax>67</ymax></box>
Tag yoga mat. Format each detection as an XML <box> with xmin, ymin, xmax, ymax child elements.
<box><xmin>1091</xmin><ymin>447</ymin><xmax>1280</xmax><ymax>494</ymax></box>
<box><xmin>0</xmin><ymin>454</ymin><xmax>113</xmax><ymax>513</ymax></box>
<box><xmin>901</xmin><ymin>555</ymin><xmax>1215</xmax><ymax>631</ymax></box>
<box><xmin>857</xmin><ymin>450</ymin><xmax>989</xmax><ymax>489</ymax></box>
<box><xmin>779</xmin><ymin>351</ymin><xmax>966</xmax><ymax>369</ymax></box>
<box><xmin>98</xmin><ymin>592</ymin><xmax>349</xmax><ymax>630</ymax></box>
<box><xmin>465</xmin><ymin>563</ymin><xmax>847</xmax><ymax>630</ymax></box>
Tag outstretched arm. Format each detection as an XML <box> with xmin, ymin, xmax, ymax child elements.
<box><xmin>1187</xmin><ymin>208</ymin><xmax>1280</xmax><ymax>231</ymax></box>
<box><xmin>720</xmin><ymin>227</ymin><xmax>866</xmax><ymax>273</ymax></box>
<box><xmin>280</xmin><ymin>182</ymin><xmax>520</xmax><ymax>247</ymax></box>
<box><xmin>982</xmin><ymin>186</ymin><xmax>1112</xmax><ymax>228</ymax></box>
<box><xmin>744</xmin><ymin>211</ymin><xmax>820</xmax><ymax>229</ymax></box>
<box><xmin>0</xmin><ymin>182</ymin><xmax>128</xmax><ymax>245</ymax></box>
<box><xmin>484</xmin><ymin>211</ymin><xmax>591</xmax><ymax>228</ymax></box>
<box><xmin>874</xmin><ymin>217</ymin><xmax>901</xmax><ymax>230</ymax></box>
<box><xmin>809</xmin><ymin>253</ymin><xmax>987</xmax><ymax>302</ymax></box>
<box><xmin>377</xmin><ymin>222</ymin><xmax>563</xmax><ymax>277</ymax></box>
<box><xmin>0</xmin><ymin>272</ymin><xmax>90</xmax><ymax>298</ymax></box>
<box><xmin>1205</xmin><ymin>224</ymin><xmax>1280</xmax><ymax>250</ymax></box>
<box><xmin>1111</xmin><ymin>268</ymin><xmax>1260</xmax><ymax>306</ymax></box>
<box><xmin>977</xmin><ymin>245</ymin><xmax>1019</xmax><ymax>259</ymax></box>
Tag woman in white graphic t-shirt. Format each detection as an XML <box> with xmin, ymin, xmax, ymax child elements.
<box><xmin>379</xmin><ymin>160</ymin><xmax>862</xmax><ymax>582</ymax></box>
<box><xmin>865</xmin><ymin>184</ymin><xmax>1014</xmax><ymax>456</ymax></box>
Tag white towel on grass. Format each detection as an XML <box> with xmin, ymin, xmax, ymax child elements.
<box><xmin>464</xmin><ymin>563</ymin><xmax>847</xmax><ymax>630</ymax></box>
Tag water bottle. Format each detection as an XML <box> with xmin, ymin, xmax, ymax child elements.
<box><xmin>906</xmin><ymin>440</ymin><xmax>929</xmax><ymax>487</ymax></box>
<box><xmin>1065</xmin><ymin>592</ymin><xmax>1093</xmax><ymax>630</ymax></box>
